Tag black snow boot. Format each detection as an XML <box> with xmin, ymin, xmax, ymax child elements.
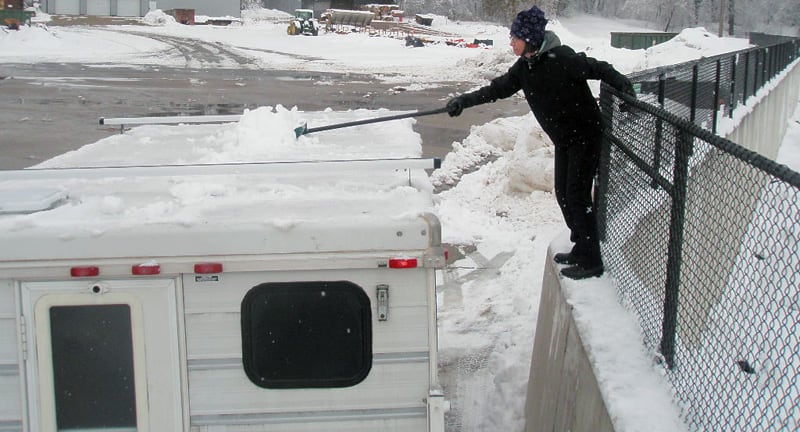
<box><xmin>553</xmin><ymin>252</ymin><xmax>578</xmax><ymax>265</ymax></box>
<box><xmin>560</xmin><ymin>263</ymin><xmax>604</xmax><ymax>280</ymax></box>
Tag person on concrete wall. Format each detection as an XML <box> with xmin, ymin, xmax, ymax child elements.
<box><xmin>446</xmin><ymin>5</ymin><xmax>635</xmax><ymax>280</ymax></box>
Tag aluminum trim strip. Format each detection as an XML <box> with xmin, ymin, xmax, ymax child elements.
<box><xmin>187</xmin><ymin>351</ymin><xmax>429</xmax><ymax>371</ymax></box>
<box><xmin>190</xmin><ymin>406</ymin><xmax>426</xmax><ymax>426</ymax></box>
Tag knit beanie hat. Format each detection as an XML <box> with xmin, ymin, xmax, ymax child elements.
<box><xmin>510</xmin><ymin>6</ymin><xmax>547</xmax><ymax>47</ymax></box>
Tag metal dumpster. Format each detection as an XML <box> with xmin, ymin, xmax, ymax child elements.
<box><xmin>610</xmin><ymin>32</ymin><xmax>678</xmax><ymax>49</ymax></box>
<box><xmin>0</xmin><ymin>9</ymin><xmax>35</xmax><ymax>26</ymax></box>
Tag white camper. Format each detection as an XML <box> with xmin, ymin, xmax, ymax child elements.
<box><xmin>0</xmin><ymin>108</ymin><xmax>448</xmax><ymax>431</ymax></box>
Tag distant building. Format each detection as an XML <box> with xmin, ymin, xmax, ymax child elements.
<box><xmin>36</xmin><ymin>0</ymin><xmax>240</xmax><ymax>18</ymax></box>
<box><xmin>259</xmin><ymin>1</ymin><xmax>400</xmax><ymax>16</ymax></box>
<box><xmin>261</xmin><ymin>0</ymin><xmax>298</xmax><ymax>14</ymax></box>
<box><xmin>301</xmin><ymin>0</ymin><xmax>395</xmax><ymax>9</ymax></box>
<box><xmin>295</xmin><ymin>0</ymin><xmax>395</xmax><ymax>18</ymax></box>
<box><xmin>2</xmin><ymin>0</ymin><xmax>25</xmax><ymax>9</ymax></box>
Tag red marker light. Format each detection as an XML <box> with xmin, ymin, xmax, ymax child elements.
<box><xmin>388</xmin><ymin>258</ymin><xmax>418</xmax><ymax>269</ymax></box>
<box><xmin>132</xmin><ymin>264</ymin><xmax>161</xmax><ymax>275</ymax></box>
<box><xmin>70</xmin><ymin>266</ymin><xmax>100</xmax><ymax>277</ymax></box>
<box><xmin>194</xmin><ymin>262</ymin><xmax>223</xmax><ymax>274</ymax></box>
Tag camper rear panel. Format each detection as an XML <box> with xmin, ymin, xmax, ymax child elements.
<box><xmin>183</xmin><ymin>268</ymin><xmax>432</xmax><ymax>430</ymax></box>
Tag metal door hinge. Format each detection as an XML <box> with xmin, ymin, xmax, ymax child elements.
<box><xmin>19</xmin><ymin>319</ymin><xmax>28</xmax><ymax>361</ymax></box>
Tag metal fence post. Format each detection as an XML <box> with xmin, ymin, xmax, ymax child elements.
<box><xmin>713</xmin><ymin>60</ymin><xmax>722</xmax><ymax>134</ymax></box>
<box><xmin>753</xmin><ymin>51</ymin><xmax>760</xmax><ymax>98</ymax></box>
<box><xmin>597</xmin><ymin>88</ymin><xmax>614</xmax><ymax>242</ymax></box>
<box><xmin>743</xmin><ymin>51</ymin><xmax>750</xmax><ymax>104</ymax></box>
<box><xmin>770</xmin><ymin>46</ymin><xmax>776</xmax><ymax>78</ymax></box>
<box><xmin>659</xmin><ymin>128</ymin><xmax>693</xmax><ymax>369</ymax></box>
<box><xmin>690</xmin><ymin>65</ymin><xmax>699</xmax><ymax>124</ymax></box>
<box><xmin>728</xmin><ymin>54</ymin><xmax>736</xmax><ymax>118</ymax></box>
<box><xmin>651</xmin><ymin>74</ymin><xmax>667</xmax><ymax>189</ymax></box>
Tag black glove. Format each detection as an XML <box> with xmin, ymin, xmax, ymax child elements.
<box><xmin>622</xmin><ymin>81</ymin><xmax>636</xmax><ymax>98</ymax></box>
<box><xmin>448</xmin><ymin>91</ymin><xmax>487</xmax><ymax>117</ymax></box>
<box><xmin>618</xmin><ymin>78</ymin><xmax>636</xmax><ymax>113</ymax></box>
<box><xmin>446</xmin><ymin>97</ymin><xmax>465</xmax><ymax>117</ymax></box>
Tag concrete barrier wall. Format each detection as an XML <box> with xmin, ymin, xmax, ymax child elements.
<box><xmin>725</xmin><ymin>59</ymin><xmax>800</xmax><ymax>159</ymax></box>
<box><xmin>524</xmin><ymin>249</ymin><xmax>614</xmax><ymax>432</ymax></box>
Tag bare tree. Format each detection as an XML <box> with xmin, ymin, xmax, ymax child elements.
<box><xmin>482</xmin><ymin>0</ymin><xmax>529</xmax><ymax>22</ymax></box>
<box><xmin>345</xmin><ymin>0</ymin><xmax>798</xmax><ymax>34</ymax></box>
<box><xmin>727</xmin><ymin>0</ymin><xmax>734</xmax><ymax>35</ymax></box>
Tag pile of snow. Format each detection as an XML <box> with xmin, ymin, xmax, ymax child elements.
<box><xmin>142</xmin><ymin>9</ymin><xmax>177</xmax><ymax>26</ymax></box>
<box><xmin>194</xmin><ymin>15</ymin><xmax>241</xmax><ymax>25</ymax></box>
<box><xmin>453</xmin><ymin>48</ymin><xmax>520</xmax><ymax>83</ymax></box>
<box><xmin>636</xmin><ymin>27</ymin><xmax>751</xmax><ymax>70</ymax></box>
<box><xmin>36</xmin><ymin>106</ymin><xmax>421</xmax><ymax>168</ymax></box>
<box><xmin>240</xmin><ymin>7</ymin><xmax>292</xmax><ymax>24</ymax></box>
<box><xmin>0</xmin><ymin>24</ymin><xmax>60</xmax><ymax>47</ymax></box>
<box><xmin>26</xmin><ymin>5</ymin><xmax>51</xmax><ymax>24</ymax></box>
<box><xmin>431</xmin><ymin>113</ymin><xmax>554</xmax><ymax>192</ymax></box>
<box><xmin>2</xmin><ymin>106</ymin><xmax>428</xmax><ymax>240</ymax></box>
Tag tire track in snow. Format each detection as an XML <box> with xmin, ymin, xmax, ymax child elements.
<box><xmin>122</xmin><ymin>31</ymin><xmax>259</xmax><ymax>68</ymax></box>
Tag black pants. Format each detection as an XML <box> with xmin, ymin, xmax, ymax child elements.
<box><xmin>553</xmin><ymin>136</ymin><xmax>602</xmax><ymax>267</ymax></box>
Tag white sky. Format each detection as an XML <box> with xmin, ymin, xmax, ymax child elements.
<box><xmin>2</xmin><ymin>8</ymin><xmax>798</xmax><ymax>432</ymax></box>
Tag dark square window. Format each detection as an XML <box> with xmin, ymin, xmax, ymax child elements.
<box><xmin>241</xmin><ymin>281</ymin><xmax>372</xmax><ymax>388</ymax></box>
<box><xmin>49</xmin><ymin>304</ymin><xmax>137</xmax><ymax>429</ymax></box>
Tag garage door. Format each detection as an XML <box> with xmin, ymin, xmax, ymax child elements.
<box><xmin>86</xmin><ymin>0</ymin><xmax>111</xmax><ymax>15</ymax></box>
<box><xmin>116</xmin><ymin>0</ymin><xmax>141</xmax><ymax>16</ymax></box>
<box><xmin>54</xmin><ymin>0</ymin><xmax>79</xmax><ymax>14</ymax></box>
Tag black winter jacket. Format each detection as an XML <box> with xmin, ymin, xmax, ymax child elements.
<box><xmin>464</xmin><ymin>32</ymin><xmax>632</xmax><ymax>147</ymax></box>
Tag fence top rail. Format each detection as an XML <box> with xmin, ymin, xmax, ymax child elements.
<box><xmin>603</xmin><ymin>85</ymin><xmax>800</xmax><ymax>189</ymax></box>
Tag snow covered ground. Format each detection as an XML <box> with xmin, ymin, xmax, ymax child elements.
<box><xmin>2</xmin><ymin>7</ymin><xmax>798</xmax><ymax>431</ymax></box>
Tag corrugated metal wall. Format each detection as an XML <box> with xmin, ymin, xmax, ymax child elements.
<box><xmin>40</xmin><ymin>0</ymin><xmax>240</xmax><ymax>18</ymax></box>
<box><xmin>1</xmin><ymin>0</ymin><xmax>26</xmax><ymax>9</ymax></box>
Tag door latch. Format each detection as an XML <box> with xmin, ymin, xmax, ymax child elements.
<box><xmin>376</xmin><ymin>284</ymin><xmax>389</xmax><ymax>321</ymax></box>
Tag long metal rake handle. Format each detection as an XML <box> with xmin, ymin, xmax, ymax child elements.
<box><xmin>297</xmin><ymin>106</ymin><xmax>449</xmax><ymax>137</ymax></box>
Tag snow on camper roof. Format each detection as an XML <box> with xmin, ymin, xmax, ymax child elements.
<box><xmin>0</xmin><ymin>107</ymin><xmax>438</xmax><ymax>261</ymax></box>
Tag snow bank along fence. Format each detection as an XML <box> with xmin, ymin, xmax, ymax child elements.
<box><xmin>596</xmin><ymin>36</ymin><xmax>800</xmax><ymax>431</ymax></box>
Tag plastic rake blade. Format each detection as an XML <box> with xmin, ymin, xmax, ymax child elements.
<box><xmin>294</xmin><ymin>123</ymin><xmax>308</xmax><ymax>138</ymax></box>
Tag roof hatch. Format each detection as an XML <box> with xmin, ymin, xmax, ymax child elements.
<box><xmin>0</xmin><ymin>187</ymin><xmax>67</xmax><ymax>215</ymax></box>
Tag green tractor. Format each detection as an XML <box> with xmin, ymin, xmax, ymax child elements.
<box><xmin>287</xmin><ymin>9</ymin><xmax>320</xmax><ymax>36</ymax></box>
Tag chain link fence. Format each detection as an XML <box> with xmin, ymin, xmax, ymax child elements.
<box><xmin>596</xmin><ymin>38</ymin><xmax>800</xmax><ymax>431</ymax></box>
<box><xmin>629</xmin><ymin>39</ymin><xmax>800</xmax><ymax>134</ymax></box>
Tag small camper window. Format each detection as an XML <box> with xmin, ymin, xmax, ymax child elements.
<box><xmin>49</xmin><ymin>304</ymin><xmax>138</xmax><ymax>429</ymax></box>
<box><xmin>241</xmin><ymin>281</ymin><xmax>372</xmax><ymax>388</ymax></box>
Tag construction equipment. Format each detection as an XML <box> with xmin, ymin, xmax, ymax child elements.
<box><xmin>323</xmin><ymin>9</ymin><xmax>374</xmax><ymax>33</ymax></box>
<box><xmin>287</xmin><ymin>9</ymin><xmax>319</xmax><ymax>36</ymax></box>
